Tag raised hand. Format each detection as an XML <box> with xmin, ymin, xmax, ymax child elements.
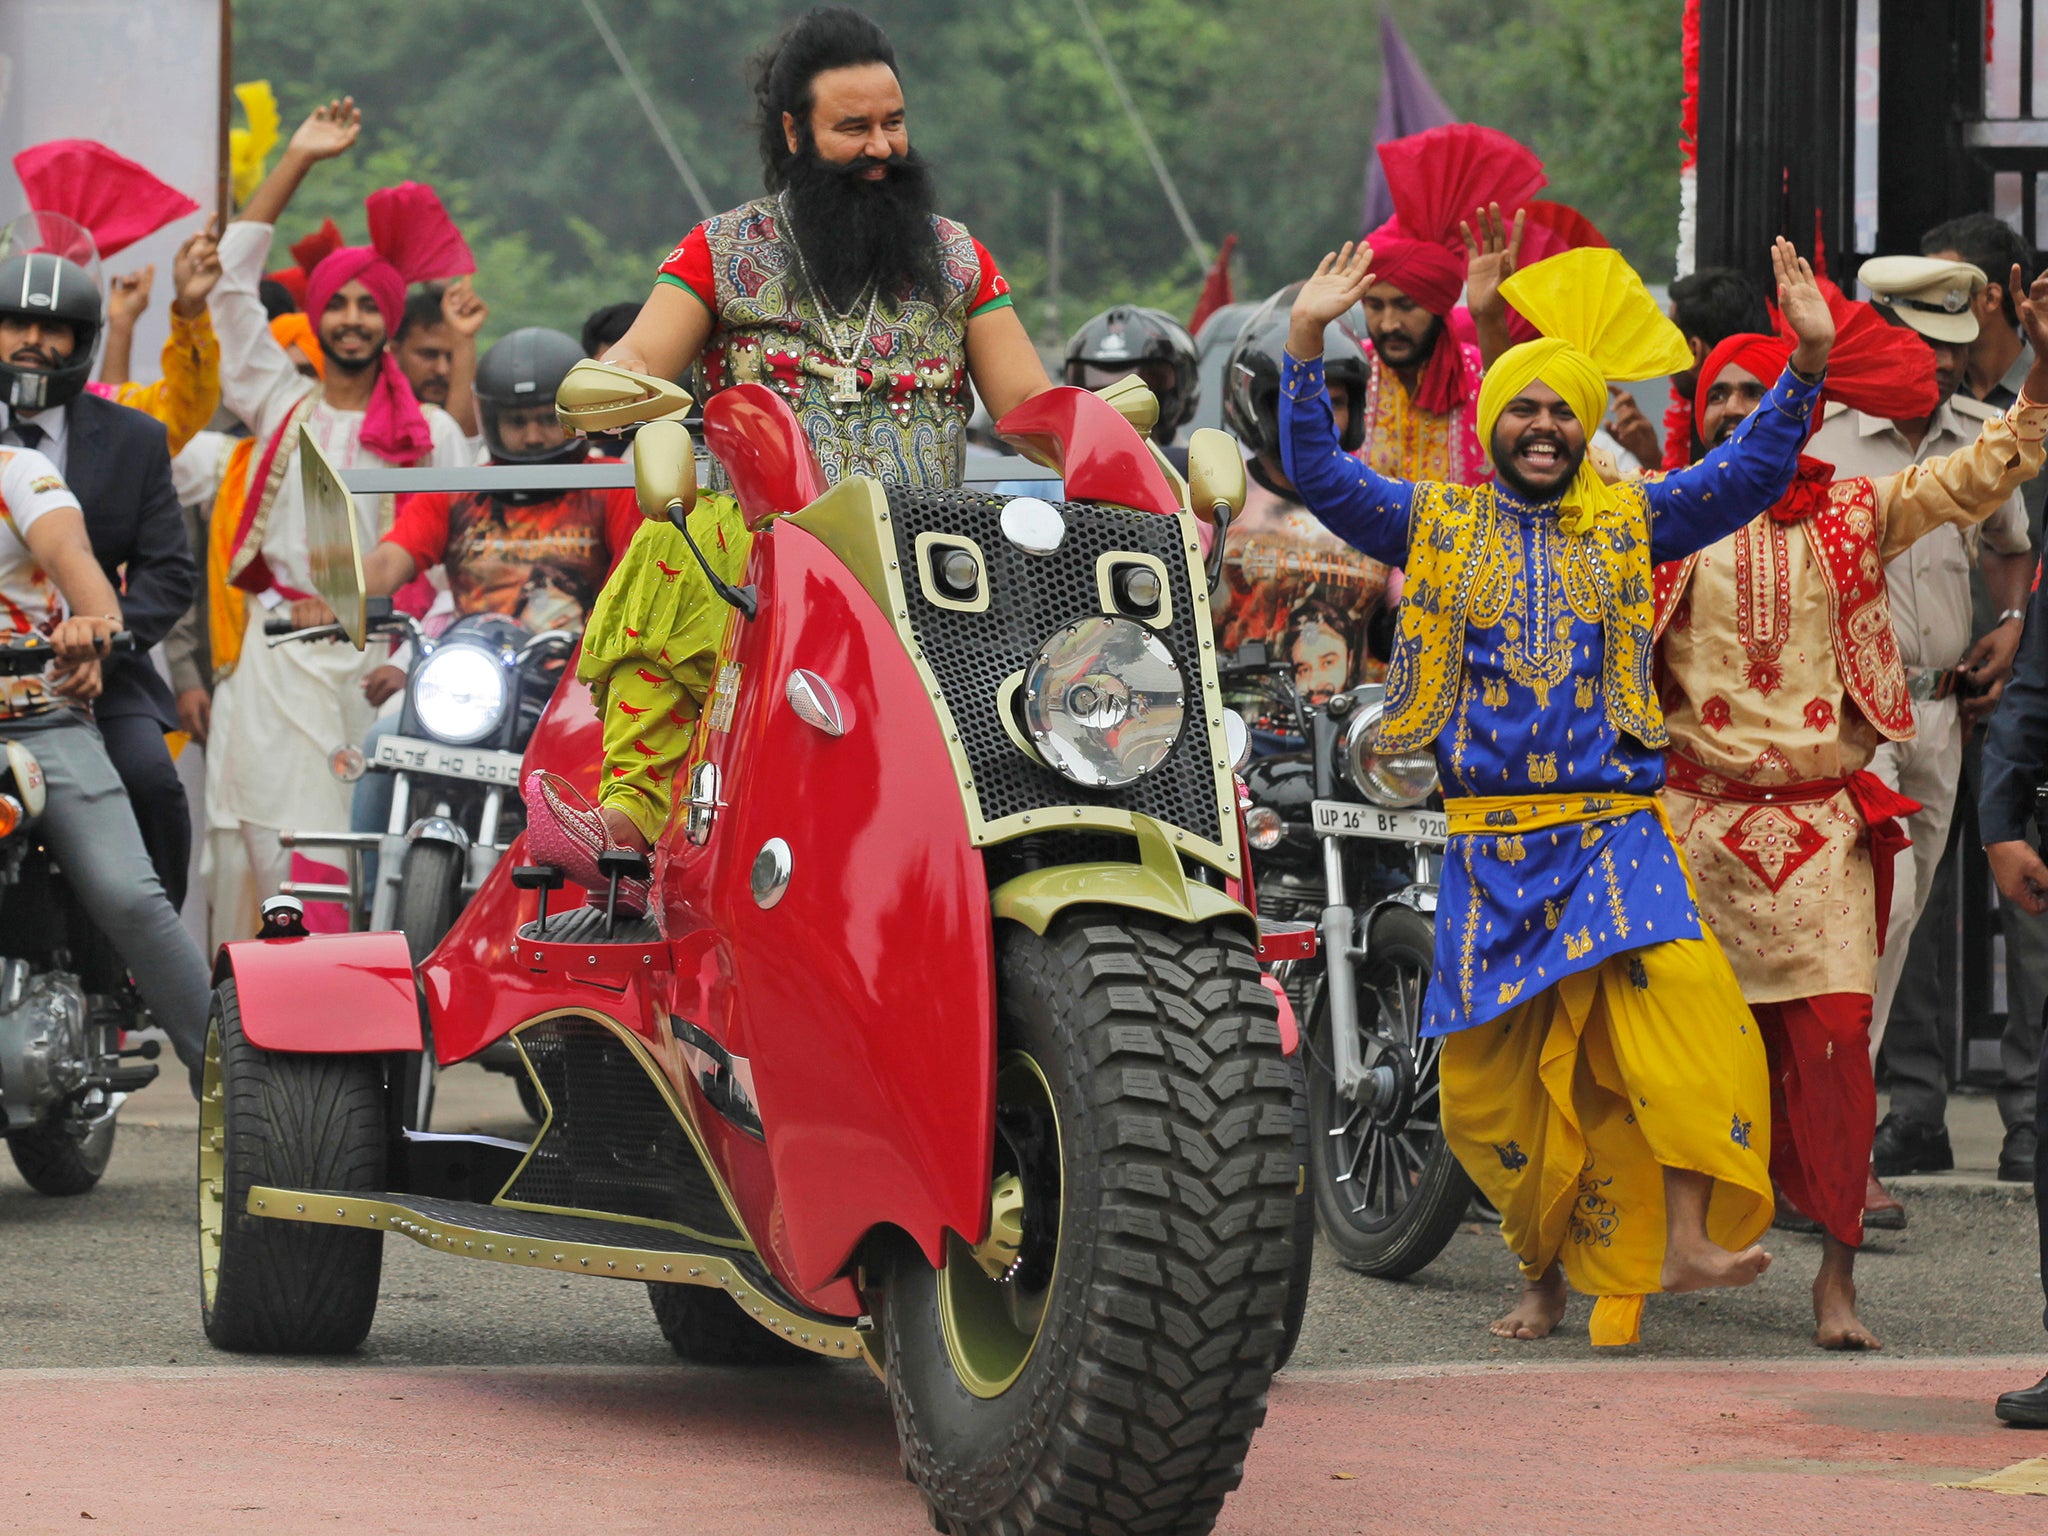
<box><xmin>171</xmin><ymin>216</ymin><xmax>222</xmax><ymax>318</ymax></box>
<box><xmin>1287</xmin><ymin>241</ymin><xmax>1375</xmax><ymax>360</ymax></box>
<box><xmin>1460</xmin><ymin>202</ymin><xmax>1526</xmax><ymax>322</ymax></box>
<box><xmin>288</xmin><ymin>97</ymin><xmax>362</xmax><ymax>164</ymax></box>
<box><xmin>1773</xmin><ymin>237</ymin><xmax>1833</xmax><ymax>376</ymax></box>
<box><xmin>441</xmin><ymin>275</ymin><xmax>489</xmax><ymax>339</ymax></box>
<box><xmin>2014</xmin><ymin>263</ymin><xmax>2048</xmax><ymax>369</ymax></box>
<box><xmin>106</xmin><ymin>266</ymin><xmax>154</xmax><ymax>329</ymax></box>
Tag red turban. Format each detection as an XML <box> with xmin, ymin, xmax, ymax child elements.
<box><xmin>1366</xmin><ymin>124</ymin><xmax>1547</xmax><ymax>415</ymax></box>
<box><xmin>298</xmin><ymin>183</ymin><xmax>474</xmax><ymax>464</ymax></box>
<box><xmin>12</xmin><ymin>139</ymin><xmax>200</xmax><ymax>261</ymax></box>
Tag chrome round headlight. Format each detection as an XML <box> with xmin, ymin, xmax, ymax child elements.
<box><xmin>1339</xmin><ymin>697</ymin><xmax>1439</xmax><ymax>808</ymax></box>
<box><xmin>1022</xmin><ymin>616</ymin><xmax>1186</xmax><ymax>788</ymax></box>
<box><xmin>409</xmin><ymin>644</ymin><xmax>508</xmax><ymax>745</ymax></box>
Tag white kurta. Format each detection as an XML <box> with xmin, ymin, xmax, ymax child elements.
<box><xmin>203</xmin><ymin>223</ymin><xmax>469</xmax><ymax>937</ymax></box>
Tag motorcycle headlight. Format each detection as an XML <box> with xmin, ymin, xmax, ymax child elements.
<box><xmin>1021</xmin><ymin>615</ymin><xmax>1186</xmax><ymax>788</ymax></box>
<box><xmin>1339</xmin><ymin>698</ymin><xmax>1438</xmax><ymax>808</ymax></box>
<box><xmin>409</xmin><ymin>645</ymin><xmax>508</xmax><ymax>745</ymax></box>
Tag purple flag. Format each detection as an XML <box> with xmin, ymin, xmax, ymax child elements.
<box><xmin>1359</xmin><ymin>10</ymin><xmax>1455</xmax><ymax>238</ymax></box>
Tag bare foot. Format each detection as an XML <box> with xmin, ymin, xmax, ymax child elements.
<box><xmin>1660</xmin><ymin>1237</ymin><xmax>1772</xmax><ymax>1294</ymax></box>
<box><xmin>1490</xmin><ymin>1262</ymin><xmax>1567</xmax><ymax>1340</ymax></box>
<box><xmin>1812</xmin><ymin>1238</ymin><xmax>1880</xmax><ymax>1350</ymax></box>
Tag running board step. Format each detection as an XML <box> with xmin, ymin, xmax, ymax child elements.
<box><xmin>246</xmin><ymin>1186</ymin><xmax>868</xmax><ymax>1360</ymax></box>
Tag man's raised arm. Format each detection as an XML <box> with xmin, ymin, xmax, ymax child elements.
<box><xmin>1277</xmin><ymin>243</ymin><xmax>1415</xmax><ymax>567</ymax></box>
<box><xmin>1646</xmin><ymin>239</ymin><xmax>1832</xmax><ymax>564</ymax></box>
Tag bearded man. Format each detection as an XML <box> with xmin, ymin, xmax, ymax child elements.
<box><xmin>203</xmin><ymin>99</ymin><xmax>471</xmax><ymax>944</ymax></box>
<box><xmin>1281</xmin><ymin>239</ymin><xmax>1834</xmax><ymax>1347</ymax></box>
<box><xmin>1653</xmin><ymin>277</ymin><xmax>2048</xmax><ymax>1351</ymax></box>
<box><xmin>602</xmin><ymin>6</ymin><xmax>1050</xmax><ymax>486</ymax></box>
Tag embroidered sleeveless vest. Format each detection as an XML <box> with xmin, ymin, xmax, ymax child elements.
<box><xmin>700</xmin><ymin>197</ymin><xmax>979</xmax><ymax>489</ymax></box>
<box><xmin>1652</xmin><ymin>477</ymin><xmax>1913</xmax><ymax>741</ymax></box>
<box><xmin>1378</xmin><ymin>482</ymin><xmax>1664</xmax><ymax>753</ymax></box>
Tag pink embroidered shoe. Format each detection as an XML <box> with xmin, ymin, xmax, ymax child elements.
<box><xmin>522</xmin><ymin>770</ymin><xmax>651</xmax><ymax>917</ymax></box>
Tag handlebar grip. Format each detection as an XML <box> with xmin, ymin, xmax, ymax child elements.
<box><xmin>264</xmin><ymin>617</ymin><xmax>296</xmax><ymax>636</ymax></box>
<box><xmin>105</xmin><ymin>631</ymin><xmax>136</xmax><ymax>654</ymax></box>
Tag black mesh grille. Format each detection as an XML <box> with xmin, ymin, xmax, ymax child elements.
<box><xmin>504</xmin><ymin>1016</ymin><xmax>742</xmax><ymax>1243</ymax></box>
<box><xmin>883</xmin><ymin>486</ymin><xmax>1228</xmax><ymax>848</ymax></box>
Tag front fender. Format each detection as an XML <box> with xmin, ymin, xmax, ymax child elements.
<box><xmin>989</xmin><ymin>813</ymin><xmax>1256</xmax><ymax>938</ymax></box>
<box><xmin>214</xmin><ymin>931</ymin><xmax>423</xmax><ymax>1054</ymax></box>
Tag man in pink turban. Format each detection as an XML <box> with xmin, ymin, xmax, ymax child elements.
<box><xmin>201</xmin><ymin>98</ymin><xmax>474</xmax><ymax>945</ymax></box>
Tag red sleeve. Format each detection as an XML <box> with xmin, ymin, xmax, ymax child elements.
<box><xmin>383</xmin><ymin>491</ymin><xmax>453</xmax><ymax>576</ymax></box>
<box><xmin>968</xmin><ymin>238</ymin><xmax>1013</xmax><ymax>317</ymax></box>
<box><xmin>656</xmin><ymin>226</ymin><xmax>714</xmax><ymax>310</ymax></box>
<box><xmin>602</xmin><ymin>487</ymin><xmax>645</xmax><ymax>575</ymax></box>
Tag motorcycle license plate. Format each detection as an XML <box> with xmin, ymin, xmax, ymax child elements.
<box><xmin>1310</xmin><ymin>800</ymin><xmax>1448</xmax><ymax>845</ymax></box>
<box><xmin>373</xmin><ymin>734</ymin><xmax>525</xmax><ymax>787</ymax></box>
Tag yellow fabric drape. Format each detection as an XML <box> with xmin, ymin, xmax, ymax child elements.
<box><xmin>113</xmin><ymin>308</ymin><xmax>221</xmax><ymax>458</ymax></box>
<box><xmin>1479</xmin><ymin>249</ymin><xmax>1695</xmax><ymax>533</ymax></box>
<box><xmin>1439</xmin><ymin>931</ymin><xmax>1774</xmax><ymax>1346</ymax></box>
<box><xmin>205</xmin><ymin>437</ymin><xmax>256</xmax><ymax>683</ymax></box>
<box><xmin>230</xmin><ymin>82</ymin><xmax>280</xmax><ymax>209</ymax></box>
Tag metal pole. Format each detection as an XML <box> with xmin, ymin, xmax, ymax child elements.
<box><xmin>1069</xmin><ymin>0</ymin><xmax>1209</xmax><ymax>268</ymax></box>
<box><xmin>1046</xmin><ymin>183</ymin><xmax>1064</xmax><ymax>350</ymax></box>
<box><xmin>217</xmin><ymin>0</ymin><xmax>234</xmax><ymax>221</ymax></box>
<box><xmin>578</xmin><ymin>0</ymin><xmax>716</xmax><ymax>222</ymax></box>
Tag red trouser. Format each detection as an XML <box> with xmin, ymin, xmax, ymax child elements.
<box><xmin>1749</xmin><ymin>995</ymin><xmax>1876</xmax><ymax>1248</ymax></box>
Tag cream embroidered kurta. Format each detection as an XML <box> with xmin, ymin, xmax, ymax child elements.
<box><xmin>1660</xmin><ymin>399</ymin><xmax>2048</xmax><ymax>1002</ymax></box>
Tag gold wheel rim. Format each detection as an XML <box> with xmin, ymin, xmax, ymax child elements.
<box><xmin>937</xmin><ymin>1050</ymin><xmax>1062</xmax><ymax>1400</ymax></box>
<box><xmin>197</xmin><ymin>1022</ymin><xmax>225</xmax><ymax>1309</ymax></box>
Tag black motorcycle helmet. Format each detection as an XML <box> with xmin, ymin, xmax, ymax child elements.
<box><xmin>0</xmin><ymin>251</ymin><xmax>102</xmax><ymax>413</ymax></box>
<box><xmin>1223</xmin><ymin>286</ymin><xmax>1369</xmax><ymax>463</ymax></box>
<box><xmin>476</xmin><ymin>327</ymin><xmax>590</xmax><ymax>469</ymax></box>
<box><xmin>1064</xmin><ymin>305</ymin><xmax>1200</xmax><ymax>443</ymax></box>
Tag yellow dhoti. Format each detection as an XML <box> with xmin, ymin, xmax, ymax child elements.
<box><xmin>1439</xmin><ymin>930</ymin><xmax>1773</xmax><ymax>1346</ymax></box>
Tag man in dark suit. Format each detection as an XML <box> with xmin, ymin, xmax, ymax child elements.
<box><xmin>0</xmin><ymin>251</ymin><xmax>200</xmax><ymax>909</ymax></box>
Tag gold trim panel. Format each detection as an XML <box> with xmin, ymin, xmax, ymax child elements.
<box><xmin>245</xmin><ymin>1186</ymin><xmax>871</xmax><ymax>1362</ymax></box>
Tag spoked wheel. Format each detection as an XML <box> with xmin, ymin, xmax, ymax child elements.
<box><xmin>876</xmin><ymin>911</ymin><xmax>1297</xmax><ymax>1536</ymax></box>
<box><xmin>1307</xmin><ymin>905</ymin><xmax>1471</xmax><ymax>1278</ymax></box>
<box><xmin>200</xmin><ymin>980</ymin><xmax>387</xmax><ymax>1353</ymax></box>
<box><xmin>6</xmin><ymin>1115</ymin><xmax>116</xmax><ymax>1196</ymax></box>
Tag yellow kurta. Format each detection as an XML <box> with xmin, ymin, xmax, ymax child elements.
<box><xmin>114</xmin><ymin>307</ymin><xmax>221</xmax><ymax>458</ymax></box>
<box><xmin>1659</xmin><ymin>401</ymin><xmax>2048</xmax><ymax>1002</ymax></box>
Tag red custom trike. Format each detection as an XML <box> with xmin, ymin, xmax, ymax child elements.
<box><xmin>198</xmin><ymin>369</ymin><xmax>1304</xmax><ymax>1534</ymax></box>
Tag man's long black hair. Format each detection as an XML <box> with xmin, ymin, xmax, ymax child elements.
<box><xmin>753</xmin><ymin>6</ymin><xmax>898</xmax><ymax>191</ymax></box>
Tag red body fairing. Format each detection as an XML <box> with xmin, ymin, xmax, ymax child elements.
<box><xmin>215</xmin><ymin>930</ymin><xmax>422</xmax><ymax>1053</ymax></box>
<box><xmin>700</xmin><ymin>382</ymin><xmax>827</xmax><ymax>525</ymax></box>
<box><xmin>996</xmin><ymin>386</ymin><xmax>1180</xmax><ymax>515</ymax></box>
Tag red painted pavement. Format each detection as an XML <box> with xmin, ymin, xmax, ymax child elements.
<box><xmin>0</xmin><ymin>1357</ymin><xmax>2042</xmax><ymax>1534</ymax></box>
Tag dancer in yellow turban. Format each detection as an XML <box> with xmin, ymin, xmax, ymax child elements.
<box><xmin>1278</xmin><ymin>238</ymin><xmax>1835</xmax><ymax>1345</ymax></box>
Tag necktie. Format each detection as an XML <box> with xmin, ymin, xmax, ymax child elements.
<box><xmin>10</xmin><ymin>420</ymin><xmax>45</xmax><ymax>451</ymax></box>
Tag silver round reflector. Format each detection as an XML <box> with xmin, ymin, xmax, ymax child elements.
<box><xmin>1021</xmin><ymin>616</ymin><xmax>1186</xmax><ymax>788</ymax></box>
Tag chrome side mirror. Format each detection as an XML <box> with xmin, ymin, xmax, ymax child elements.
<box><xmin>556</xmin><ymin>359</ymin><xmax>693</xmax><ymax>435</ymax></box>
<box><xmin>634</xmin><ymin>418</ymin><xmax>699</xmax><ymax>523</ymax></box>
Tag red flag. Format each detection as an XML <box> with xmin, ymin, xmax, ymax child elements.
<box><xmin>1189</xmin><ymin>233</ymin><xmax>1238</xmax><ymax>335</ymax></box>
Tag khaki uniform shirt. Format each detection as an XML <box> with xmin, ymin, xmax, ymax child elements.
<box><xmin>1807</xmin><ymin>397</ymin><xmax>2031</xmax><ymax>672</ymax></box>
<box><xmin>1661</xmin><ymin>400</ymin><xmax>2048</xmax><ymax>1002</ymax></box>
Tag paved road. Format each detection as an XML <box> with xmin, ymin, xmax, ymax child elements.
<box><xmin>3</xmin><ymin>1069</ymin><xmax>2043</xmax><ymax>1533</ymax></box>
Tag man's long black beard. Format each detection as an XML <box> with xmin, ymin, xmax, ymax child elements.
<box><xmin>319</xmin><ymin>336</ymin><xmax>383</xmax><ymax>377</ymax></box>
<box><xmin>781</xmin><ymin>145</ymin><xmax>942</xmax><ymax>311</ymax></box>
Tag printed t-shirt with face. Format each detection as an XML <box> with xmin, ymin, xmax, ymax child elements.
<box><xmin>382</xmin><ymin>482</ymin><xmax>643</xmax><ymax>632</ymax></box>
<box><xmin>0</xmin><ymin>446</ymin><xmax>85</xmax><ymax>718</ymax></box>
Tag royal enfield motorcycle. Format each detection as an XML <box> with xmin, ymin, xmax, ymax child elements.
<box><xmin>0</xmin><ymin>634</ymin><xmax>160</xmax><ymax>1196</ymax></box>
<box><xmin>1231</xmin><ymin>652</ymin><xmax>1471</xmax><ymax>1278</ymax></box>
<box><xmin>198</xmin><ymin>374</ymin><xmax>1302</xmax><ymax>1535</ymax></box>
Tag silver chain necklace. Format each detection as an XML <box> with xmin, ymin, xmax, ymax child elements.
<box><xmin>777</xmin><ymin>193</ymin><xmax>880</xmax><ymax>409</ymax></box>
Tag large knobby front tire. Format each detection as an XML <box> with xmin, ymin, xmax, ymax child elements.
<box><xmin>200</xmin><ymin>979</ymin><xmax>387</xmax><ymax>1353</ymax></box>
<box><xmin>878</xmin><ymin>911</ymin><xmax>1297</xmax><ymax>1536</ymax></box>
<box><xmin>6</xmin><ymin>1116</ymin><xmax>115</xmax><ymax>1196</ymax></box>
<box><xmin>1307</xmin><ymin>904</ymin><xmax>1471</xmax><ymax>1279</ymax></box>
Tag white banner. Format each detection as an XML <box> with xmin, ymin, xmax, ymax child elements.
<box><xmin>0</xmin><ymin>0</ymin><xmax>224</xmax><ymax>374</ymax></box>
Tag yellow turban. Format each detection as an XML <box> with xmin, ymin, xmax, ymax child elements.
<box><xmin>1477</xmin><ymin>248</ymin><xmax>1694</xmax><ymax>531</ymax></box>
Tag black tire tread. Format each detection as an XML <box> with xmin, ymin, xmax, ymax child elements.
<box><xmin>887</xmin><ymin>911</ymin><xmax>1297</xmax><ymax>1536</ymax></box>
<box><xmin>395</xmin><ymin>839</ymin><xmax>464</xmax><ymax>966</ymax></box>
<box><xmin>203</xmin><ymin>980</ymin><xmax>386</xmax><ymax>1353</ymax></box>
<box><xmin>6</xmin><ymin>1117</ymin><xmax>115</xmax><ymax>1196</ymax></box>
<box><xmin>646</xmin><ymin>1282</ymin><xmax>821</xmax><ymax>1366</ymax></box>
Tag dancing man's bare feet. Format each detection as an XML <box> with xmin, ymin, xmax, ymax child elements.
<box><xmin>1490</xmin><ymin>1261</ymin><xmax>1567</xmax><ymax>1340</ymax></box>
<box><xmin>1659</xmin><ymin>1165</ymin><xmax>1772</xmax><ymax>1293</ymax></box>
<box><xmin>1812</xmin><ymin>1237</ymin><xmax>1880</xmax><ymax>1350</ymax></box>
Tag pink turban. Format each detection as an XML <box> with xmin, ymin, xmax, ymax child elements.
<box><xmin>299</xmin><ymin>181</ymin><xmax>475</xmax><ymax>465</ymax></box>
<box><xmin>1366</xmin><ymin>125</ymin><xmax>1547</xmax><ymax>414</ymax></box>
<box><xmin>306</xmin><ymin>246</ymin><xmax>429</xmax><ymax>464</ymax></box>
